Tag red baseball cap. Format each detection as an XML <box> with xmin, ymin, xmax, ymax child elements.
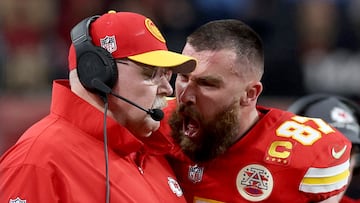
<box><xmin>68</xmin><ymin>11</ymin><xmax>196</xmax><ymax>73</ymax></box>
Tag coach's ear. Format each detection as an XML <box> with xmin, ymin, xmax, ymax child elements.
<box><xmin>241</xmin><ymin>81</ymin><xmax>263</xmax><ymax>106</ymax></box>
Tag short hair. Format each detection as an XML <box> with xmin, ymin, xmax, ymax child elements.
<box><xmin>186</xmin><ymin>19</ymin><xmax>264</xmax><ymax>78</ymax></box>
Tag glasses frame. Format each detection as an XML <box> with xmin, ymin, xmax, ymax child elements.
<box><xmin>116</xmin><ymin>59</ymin><xmax>172</xmax><ymax>84</ymax></box>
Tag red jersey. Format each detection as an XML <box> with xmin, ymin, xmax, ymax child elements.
<box><xmin>0</xmin><ymin>80</ymin><xmax>186</xmax><ymax>203</ymax></box>
<box><xmin>162</xmin><ymin>99</ymin><xmax>351</xmax><ymax>202</ymax></box>
<box><xmin>341</xmin><ymin>196</ymin><xmax>360</xmax><ymax>203</ymax></box>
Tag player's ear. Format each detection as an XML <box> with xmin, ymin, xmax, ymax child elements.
<box><xmin>241</xmin><ymin>81</ymin><xmax>262</xmax><ymax>106</ymax></box>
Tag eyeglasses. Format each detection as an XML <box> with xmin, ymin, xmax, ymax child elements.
<box><xmin>116</xmin><ymin>59</ymin><xmax>172</xmax><ymax>84</ymax></box>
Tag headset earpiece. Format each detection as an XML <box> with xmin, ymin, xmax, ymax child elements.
<box><xmin>70</xmin><ymin>16</ymin><xmax>118</xmax><ymax>94</ymax></box>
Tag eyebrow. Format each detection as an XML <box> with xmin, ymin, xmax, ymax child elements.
<box><xmin>194</xmin><ymin>75</ymin><xmax>223</xmax><ymax>87</ymax></box>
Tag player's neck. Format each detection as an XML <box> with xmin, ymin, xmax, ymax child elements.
<box><xmin>233</xmin><ymin>108</ymin><xmax>260</xmax><ymax>143</ymax></box>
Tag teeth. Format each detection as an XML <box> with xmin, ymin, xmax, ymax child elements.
<box><xmin>184</xmin><ymin>125</ymin><xmax>193</xmax><ymax>137</ymax></box>
<box><xmin>184</xmin><ymin>121</ymin><xmax>198</xmax><ymax>138</ymax></box>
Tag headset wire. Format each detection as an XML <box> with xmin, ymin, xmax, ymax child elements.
<box><xmin>102</xmin><ymin>95</ymin><xmax>110</xmax><ymax>203</ymax></box>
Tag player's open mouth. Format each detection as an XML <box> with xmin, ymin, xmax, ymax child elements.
<box><xmin>182</xmin><ymin>116</ymin><xmax>199</xmax><ymax>138</ymax></box>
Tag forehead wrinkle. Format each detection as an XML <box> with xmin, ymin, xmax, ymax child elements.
<box><xmin>184</xmin><ymin>46</ymin><xmax>244</xmax><ymax>82</ymax></box>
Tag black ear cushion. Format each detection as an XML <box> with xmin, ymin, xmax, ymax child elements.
<box><xmin>77</xmin><ymin>44</ymin><xmax>118</xmax><ymax>93</ymax></box>
<box><xmin>71</xmin><ymin>15</ymin><xmax>118</xmax><ymax>95</ymax></box>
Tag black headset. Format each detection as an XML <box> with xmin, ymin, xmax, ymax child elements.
<box><xmin>70</xmin><ymin>16</ymin><xmax>119</xmax><ymax>203</ymax></box>
<box><xmin>70</xmin><ymin>15</ymin><xmax>118</xmax><ymax>95</ymax></box>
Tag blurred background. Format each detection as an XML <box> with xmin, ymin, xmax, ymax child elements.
<box><xmin>1</xmin><ymin>0</ymin><xmax>360</xmax><ymax>155</ymax></box>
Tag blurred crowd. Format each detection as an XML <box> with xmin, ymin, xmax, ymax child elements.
<box><xmin>1</xmin><ymin>0</ymin><xmax>360</xmax><ymax>154</ymax></box>
<box><xmin>1</xmin><ymin>0</ymin><xmax>360</xmax><ymax>97</ymax></box>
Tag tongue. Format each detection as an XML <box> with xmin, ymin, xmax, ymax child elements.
<box><xmin>183</xmin><ymin>119</ymin><xmax>199</xmax><ymax>138</ymax></box>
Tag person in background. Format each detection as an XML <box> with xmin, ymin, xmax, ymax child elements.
<box><xmin>288</xmin><ymin>94</ymin><xmax>360</xmax><ymax>203</ymax></box>
<box><xmin>0</xmin><ymin>11</ymin><xmax>196</xmax><ymax>202</ymax></box>
<box><xmin>157</xmin><ymin>19</ymin><xmax>352</xmax><ymax>202</ymax></box>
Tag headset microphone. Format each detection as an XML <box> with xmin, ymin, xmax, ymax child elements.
<box><xmin>146</xmin><ymin>109</ymin><xmax>164</xmax><ymax>122</ymax></box>
<box><xmin>92</xmin><ymin>79</ymin><xmax>164</xmax><ymax>121</ymax></box>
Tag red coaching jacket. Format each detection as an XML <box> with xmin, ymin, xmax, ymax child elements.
<box><xmin>0</xmin><ymin>80</ymin><xmax>185</xmax><ymax>203</ymax></box>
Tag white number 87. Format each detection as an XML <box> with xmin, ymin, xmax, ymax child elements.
<box><xmin>276</xmin><ymin>116</ymin><xmax>335</xmax><ymax>145</ymax></box>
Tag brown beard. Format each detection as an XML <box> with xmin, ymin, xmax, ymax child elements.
<box><xmin>169</xmin><ymin>103</ymin><xmax>240</xmax><ymax>163</ymax></box>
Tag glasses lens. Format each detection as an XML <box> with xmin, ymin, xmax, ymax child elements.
<box><xmin>152</xmin><ymin>68</ymin><xmax>172</xmax><ymax>83</ymax></box>
<box><xmin>116</xmin><ymin>59</ymin><xmax>172</xmax><ymax>84</ymax></box>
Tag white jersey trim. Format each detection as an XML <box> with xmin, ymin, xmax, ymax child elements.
<box><xmin>299</xmin><ymin>178</ymin><xmax>348</xmax><ymax>193</ymax></box>
<box><xmin>299</xmin><ymin>159</ymin><xmax>350</xmax><ymax>193</ymax></box>
<box><xmin>303</xmin><ymin>159</ymin><xmax>349</xmax><ymax>178</ymax></box>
